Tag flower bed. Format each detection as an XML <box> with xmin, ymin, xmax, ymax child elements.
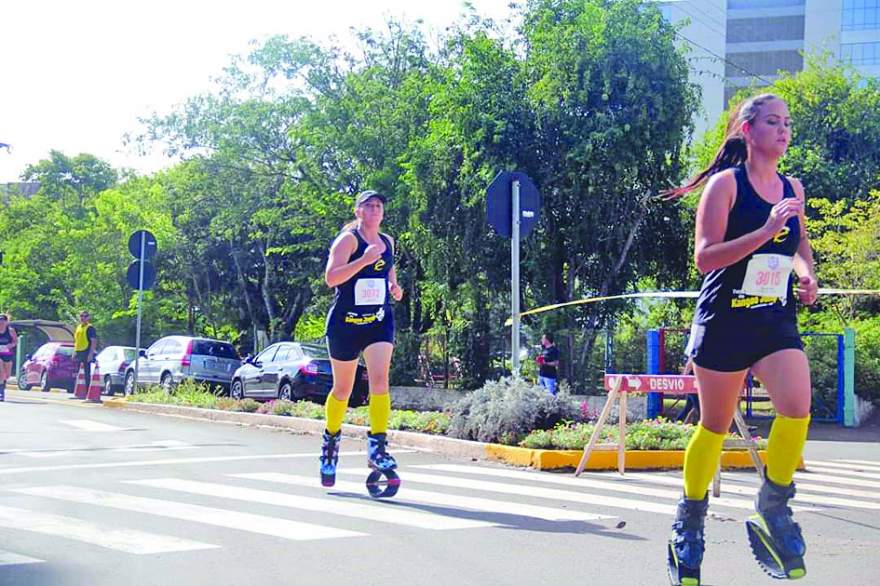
<box><xmin>129</xmin><ymin>384</ymin><xmax>763</xmax><ymax>450</ymax></box>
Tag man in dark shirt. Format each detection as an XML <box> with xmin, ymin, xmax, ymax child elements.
<box><xmin>536</xmin><ymin>333</ymin><xmax>560</xmax><ymax>396</ymax></box>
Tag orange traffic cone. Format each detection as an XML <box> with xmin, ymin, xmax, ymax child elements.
<box><xmin>73</xmin><ymin>365</ymin><xmax>88</xmax><ymax>399</ymax></box>
<box><xmin>85</xmin><ymin>364</ymin><xmax>103</xmax><ymax>403</ymax></box>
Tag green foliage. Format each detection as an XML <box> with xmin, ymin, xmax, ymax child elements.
<box><xmin>520</xmin><ymin>419</ymin><xmax>766</xmax><ymax>451</ymax></box>
<box><xmin>447</xmin><ymin>376</ymin><xmax>581</xmax><ymax>444</ymax></box>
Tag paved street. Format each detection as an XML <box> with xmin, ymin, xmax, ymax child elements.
<box><xmin>0</xmin><ymin>388</ymin><xmax>878</xmax><ymax>586</ymax></box>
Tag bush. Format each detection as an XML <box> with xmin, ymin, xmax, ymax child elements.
<box><xmin>520</xmin><ymin>418</ymin><xmax>767</xmax><ymax>450</ymax></box>
<box><xmin>447</xmin><ymin>377</ymin><xmax>581</xmax><ymax>444</ymax></box>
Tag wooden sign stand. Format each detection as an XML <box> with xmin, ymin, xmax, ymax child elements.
<box><xmin>574</xmin><ymin>374</ymin><xmax>762</xmax><ymax>497</ymax></box>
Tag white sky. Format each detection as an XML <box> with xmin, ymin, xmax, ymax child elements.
<box><xmin>0</xmin><ymin>0</ymin><xmax>514</xmax><ymax>182</ymax></box>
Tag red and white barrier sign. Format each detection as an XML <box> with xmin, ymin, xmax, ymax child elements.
<box><xmin>603</xmin><ymin>374</ymin><xmax>698</xmax><ymax>395</ymax></box>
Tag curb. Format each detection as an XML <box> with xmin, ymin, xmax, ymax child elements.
<box><xmin>102</xmin><ymin>399</ymin><xmax>790</xmax><ymax>471</ymax></box>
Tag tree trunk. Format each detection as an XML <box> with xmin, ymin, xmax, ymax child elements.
<box><xmin>577</xmin><ymin>206</ymin><xmax>648</xmax><ymax>376</ymax></box>
<box><xmin>230</xmin><ymin>239</ymin><xmax>258</xmax><ymax>329</ymax></box>
<box><xmin>257</xmin><ymin>239</ymin><xmax>276</xmax><ymax>340</ymax></box>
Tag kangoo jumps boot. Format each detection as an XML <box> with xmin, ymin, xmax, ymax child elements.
<box><xmin>746</xmin><ymin>471</ymin><xmax>806</xmax><ymax>580</ymax></box>
<box><xmin>366</xmin><ymin>432</ymin><xmax>397</xmax><ymax>472</ymax></box>
<box><xmin>319</xmin><ymin>429</ymin><xmax>341</xmax><ymax>487</ymax></box>
<box><xmin>668</xmin><ymin>494</ymin><xmax>709</xmax><ymax>586</ymax></box>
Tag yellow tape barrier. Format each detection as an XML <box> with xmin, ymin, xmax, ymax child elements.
<box><xmin>504</xmin><ymin>288</ymin><xmax>880</xmax><ymax>326</ymax></box>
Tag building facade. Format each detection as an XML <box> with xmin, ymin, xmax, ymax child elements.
<box><xmin>657</xmin><ymin>0</ymin><xmax>880</xmax><ymax>138</ymax></box>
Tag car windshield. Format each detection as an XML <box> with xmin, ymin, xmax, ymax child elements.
<box><xmin>57</xmin><ymin>347</ymin><xmax>74</xmax><ymax>357</ymax></box>
<box><xmin>300</xmin><ymin>344</ymin><xmax>329</xmax><ymax>360</ymax></box>
<box><xmin>192</xmin><ymin>340</ymin><xmax>239</xmax><ymax>359</ymax></box>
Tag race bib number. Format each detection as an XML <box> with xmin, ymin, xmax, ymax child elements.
<box><xmin>741</xmin><ymin>254</ymin><xmax>792</xmax><ymax>298</ymax></box>
<box><xmin>0</xmin><ymin>345</ymin><xmax>7</xmax><ymax>354</ymax></box>
<box><xmin>354</xmin><ymin>278</ymin><xmax>386</xmax><ymax>306</ymax></box>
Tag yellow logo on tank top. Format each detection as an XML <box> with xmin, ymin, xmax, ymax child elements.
<box><xmin>373</xmin><ymin>259</ymin><xmax>386</xmax><ymax>271</ymax></box>
<box><xmin>773</xmin><ymin>226</ymin><xmax>790</xmax><ymax>244</ymax></box>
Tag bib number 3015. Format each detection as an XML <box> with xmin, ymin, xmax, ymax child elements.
<box><xmin>741</xmin><ymin>254</ymin><xmax>792</xmax><ymax>298</ymax></box>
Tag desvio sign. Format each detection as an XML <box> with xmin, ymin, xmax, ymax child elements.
<box><xmin>603</xmin><ymin>374</ymin><xmax>698</xmax><ymax>395</ymax></box>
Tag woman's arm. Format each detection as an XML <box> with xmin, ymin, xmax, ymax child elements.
<box><xmin>325</xmin><ymin>232</ymin><xmax>382</xmax><ymax>288</ymax></box>
<box><xmin>789</xmin><ymin>177</ymin><xmax>818</xmax><ymax>305</ymax></box>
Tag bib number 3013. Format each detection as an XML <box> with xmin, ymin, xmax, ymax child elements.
<box><xmin>741</xmin><ymin>254</ymin><xmax>792</xmax><ymax>298</ymax></box>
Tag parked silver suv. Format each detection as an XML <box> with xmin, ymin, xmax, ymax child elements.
<box><xmin>123</xmin><ymin>336</ymin><xmax>241</xmax><ymax>395</ymax></box>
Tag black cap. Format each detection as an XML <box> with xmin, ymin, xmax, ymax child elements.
<box><xmin>355</xmin><ymin>190</ymin><xmax>387</xmax><ymax>207</ymax></box>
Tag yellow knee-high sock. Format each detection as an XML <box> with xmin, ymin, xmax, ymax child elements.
<box><xmin>324</xmin><ymin>393</ymin><xmax>349</xmax><ymax>435</ymax></box>
<box><xmin>369</xmin><ymin>393</ymin><xmax>391</xmax><ymax>435</ymax></box>
<box><xmin>766</xmin><ymin>414</ymin><xmax>810</xmax><ymax>486</ymax></box>
<box><xmin>683</xmin><ymin>424</ymin><xmax>727</xmax><ymax>499</ymax></box>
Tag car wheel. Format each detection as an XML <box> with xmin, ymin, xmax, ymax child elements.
<box><xmin>104</xmin><ymin>376</ymin><xmax>114</xmax><ymax>396</ymax></box>
<box><xmin>40</xmin><ymin>370</ymin><xmax>50</xmax><ymax>392</ymax></box>
<box><xmin>230</xmin><ymin>379</ymin><xmax>244</xmax><ymax>400</ymax></box>
<box><xmin>278</xmin><ymin>381</ymin><xmax>293</xmax><ymax>401</ymax></box>
<box><xmin>124</xmin><ymin>371</ymin><xmax>136</xmax><ymax>396</ymax></box>
<box><xmin>17</xmin><ymin>371</ymin><xmax>31</xmax><ymax>391</ymax></box>
<box><xmin>160</xmin><ymin>373</ymin><xmax>174</xmax><ymax>394</ymax></box>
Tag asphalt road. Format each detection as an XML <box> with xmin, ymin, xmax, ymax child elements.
<box><xmin>1</xmin><ymin>388</ymin><xmax>879</xmax><ymax>586</ymax></box>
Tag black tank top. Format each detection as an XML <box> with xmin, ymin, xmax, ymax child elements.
<box><xmin>327</xmin><ymin>229</ymin><xmax>394</xmax><ymax>328</ymax></box>
<box><xmin>693</xmin><ymin>165</ymin><xmax>801</xmax><ymax>329</ymax></box>
<box><xmin>0</xmin><ymin>327</ymin><xmax>14</xmax><ymax>355</ymax></box>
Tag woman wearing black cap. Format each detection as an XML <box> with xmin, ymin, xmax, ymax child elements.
<box><xmin>319</xmin><ymin>190</ymin><xmax>404</xmax><ymax>487</ymax></box>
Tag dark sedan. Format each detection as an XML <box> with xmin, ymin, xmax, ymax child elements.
<box><xmin>230</xmin><ymin>342</ymin><xmax>369</xmax><ymax>406</ymax></box>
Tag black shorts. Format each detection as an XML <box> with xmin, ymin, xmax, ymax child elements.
<box><xmin>0</xmin><ymin>355</ymin><xmax>12</xmax><ymax>363</ymax></box>
<box><xmin>326</xmin><ymin>314</ymin><xmax>395</xmax><ymax>362</ymax></box>
<box><xmin>686</xmin><ymin>321</ymin><xmax>804</xmax><ymax>372</ymax></box>
<box><xmin>75</xmin><ymin>350</ymin><xmax>91</xmax><ymax>363</ymax></box>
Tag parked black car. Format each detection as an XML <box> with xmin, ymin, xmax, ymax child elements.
<box><xmin>230</xmin><ymin>342</ymin><xmax>369</xmax><ymax>406</ymax></box>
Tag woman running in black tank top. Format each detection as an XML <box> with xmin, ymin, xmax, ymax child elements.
<box><xmin>663</xmin><ymin>95</ymin><xmax>817</xmax><ymax>585</ymax></box>
<box><xmin>319</xmin><ymin>190</ymin><xmax>404</xmax><ymax>488</ymax></box>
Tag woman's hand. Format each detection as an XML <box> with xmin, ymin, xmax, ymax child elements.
<box><xmin>362</xmin><ymin>244</ymin><xmax>384</xmax><ymax>265</ymax></box>
<box><xmin>763</xmin><ymin>198</ymin><xmax>802</xmax><ymax>236</ymax></box>
<box><xmin>796</xmin><ymin>274</ymin><xmax>818</xmax><ymax>305</ymax></box>
<box><xmin>389</xmin><ymin>282</ymin><xmax>404</xmax><ymax>302</ymax></box>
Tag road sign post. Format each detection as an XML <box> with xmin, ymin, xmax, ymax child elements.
<box><xmin>127</xmin><ymin>230</ymin><xmax>157</xmax><ymax>395</ymax></box>
<box><xmin>486</xmin><ymin>172</ymin><xmax>541</xmax><ymax>378</ymax></box>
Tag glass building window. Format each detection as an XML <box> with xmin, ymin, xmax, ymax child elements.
<box><xmin>842</xmin><ymin>0</ymin><xmax>880</xmax><ymax>31</ymax></box>
<box><xmin>729</xmin><ymin>0</ymin><xmax>804</xmax><ymax>8</ymax></box>
<box><xmin>841</xmin><ymin>41</ymin><xmax>880</xmax><ymax>64</ymax></box>
<box><xmin>727</xmin><ymin>16</ymin><xmax>805</xmax><ymax>43</ymax></box>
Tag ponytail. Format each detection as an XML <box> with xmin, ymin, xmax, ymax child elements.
<box><xmin>662</xmin><ymin>93</ymin><xmax>781</xmax><ymax>200</ymax></box>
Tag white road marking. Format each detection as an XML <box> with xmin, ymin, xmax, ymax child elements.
<box><xmin>59</xmin><ymin>419</ymin><xmax>128</xmax><ymax>432</ymax></box>
<box><xmin>414</xmin><ymin>464</ymin><xmax>817</xmax><ymax>513</ymax></box>
<box><xmin>12</xmin><ymin>486</ymin><xmax>365</xmax><ymax>542</ymax></box>
<box><xmin>0</xmin><ymin>504</ymin><xmax>217</xmax><ymax>554</ymax></box>
<box><xmin>128</xmin><ymin>478</ymin><xmax>489</xmax><ymax>530</ymax></box>
<box><xmin>234</xmin><ymin>472</ymin><xmax>615</xmax><ymax>522</ymax></box>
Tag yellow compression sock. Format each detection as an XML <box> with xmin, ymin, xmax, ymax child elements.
<box><xmin>766</xmin><ymin>414</ymin><xmax>810</xmax><ymax>486</ymax></box>
<box><xmin>369</xmin><ymin>392</ymin><xmax>391</xmax><ymax>435</ymax></box>
<box><xmin>324</xmin><ymin>393</ymin><xmax>349</xmax><ymax>435</ymax></box>
<box><xmin>683</xmin><ymin>424</ymin><xmax>727</xmax><ymax>499</ymax></box>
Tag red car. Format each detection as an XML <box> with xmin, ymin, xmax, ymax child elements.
<box><xmin>17</xmin><ymin>342</ymin><xmax>79</xmax><ymax>392</ymax></box>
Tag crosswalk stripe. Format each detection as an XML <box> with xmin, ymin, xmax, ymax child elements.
<box><xmin>0</xmin><ymin>504</ymin><xmax>217</xmax><ymax>554</ymax></box>
<box><xmin>233</xmin><ymin>473</ymin><xmax>615</xmax><ymax>522</ymax></box>
<box><xmin>11</xmin><ymin>486</ymin><xmax>365</xmax><ymax>542</ymax></box>
<box><xmin>837</xmin><ymin>459</ymin><xmax>880</xmax><ymax>468</ymax></box>
<box><xmin>0</xmin><ymin>549</ymin><xmax>44</xmax><ymax>566</ymax></box>
<box><xmin>721</xmin><ymin>472</ymin><xmax>880</xmax><ymax>501</ymax></box>
<box><xmin>611</xmin><ymin>472</ymin><xmax>880</xmax><ymax>510</ymax></box>
<box><xmin>59</xmin><ymin>419</ymin><xmax>128</xmax><ymax>432</ymax></box>
<box><xmin>0</xmin><ymin>451</ymin><xmax>377</xmax><ymax>477</ymax></box>
<box><xmin>414</xmin><ymin>465</ymin><xmax>817</xmax><ymax>513</ymax></box>
<box><xmin>127</xmin><ymin>478</ymin><xmax>489</xmax><ymax>530</ymax></box>
<box><xmin>336</xmin><ymin>468</ymin><xmax>676</xmax><ymax>515</ymax></box>
<box><xmin>804</xmin><ymin>465</ymin><xmax>880</xmax><ymax>481</ymax></box>
<box><xmin>14</xmin><ymin>440</ymin><xmax>198</xmax><ymax>459</ymax></box>
<box><xmin>806</xmin><ymin>460</ymin><xmax>880</xmax><ymax>473</ymax></box>
<box><xmin>725</xmin><ymin>470</ymin><xmax>880</xmax><ymax>490</ymax></box>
